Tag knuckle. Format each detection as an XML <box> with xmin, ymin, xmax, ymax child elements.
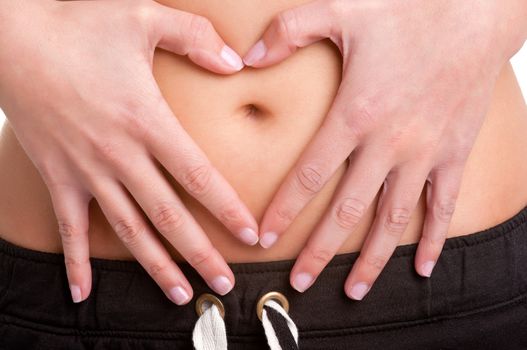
<box><xmin>147</xmin><ymin>262</ymin><xmax>169</xmax><ymax>279</ymax></box>
<box><xmin>113</xmin><ymin>219</ymin><xmax>144</xmax><ymax>246</ymax></box>
<box><xmin>151</xmin><ymin>202</ymin><xmax>186</xmax><ymax>234</ymax></box>
<box><xmin>306</xmin><ymin>245</ymin><xmax>334</xmax><ymax>266</ymax></box>
<box><xmin>187</xmin><ymin>247</ymin><xmax>213</xmax><ymax>268</ymax></box>
<box><xmin>182</xmin><ymin>164</ymin><xmax>212</xmax><ymax>196</ymax></box>
<box><xmin>434</xmin><ymin>198</ymin><xmax>456</xmax><ymax>223</ymax></box>
<box><xmin>98</xmin><ymin>141</ymin><xmax>117</xmax><ymax>161</ymax></box>
<box><xmin>295</xmin><ymin>164</ymin><xmax>324</xmax><ymax>195</ymax></box>
<box><xmin>126</xmin><ymin>116</ymin><xmax>150</xmax><ymax>142</ymax></box>
<box><xmin>94</xmin><ymin>139</ymin><xmax>123</xmax><ymax>166</ymax></box>
<box><xmin>58</xmin><ymin>220</ymin><xmax>78</xmax><ymax>242</ymax></box>
<box><xmin>275</xmin><ymin>9</ymin><xmax>300</xmax><ymax>48</ymax></box>
<box><xmin>343</xmin><ymin>123</ymin><xmax>365</xmax><ymax>143</ymax></box>
<box><xmin>354</xmin><ymin>97</ymin><xmax>379</xmax><ymax>123</ymax></box>
<box><xmin>115</xmin><ymin>97</ymin><xmax>148</xmax><ymax>127</ymax></box>
<box><xmin>354</xmin><ymin>97</ymin><xmax>379</xmax><ymax>120</ymax></box>
<box><xmin>360</xmin><ymin>253</ymin><xmax>388</xmax><ymax>272</ymax></box>
<box><xmin>345</xmin><ymin>98</ymin><xmax>379</xmax><ymax>140</ymax></box>
<box><xmin>121</xmin><ymin>96</ymin><xmax>164</xmax><ymax>142</ymax></box>
<box><xmin>188</xmin><ymin>15</ymin><xmax>213</xmax><ymax>47</ymax></box>
<box><xmin>218</xmin><ymin>201</ymin><xmax>242</xmax><ymax>225</ymax></box>
<box><xmin>384</xmin><ymin>207</ymin><xmax>411</xmax><ymax>236</ymax></box>
<box><xmin>333</xmin><ymin>197</ymin><xmax>367</xmax><ymax>230</ymax></box>
<box><xmin>121</xmin><ymin>105</ymin><xmax>147</xmax><ymax>134</ymax></box>
<box><xmin>128</xmin><ymin>1</ymin><xmax>155</xmax><ymax>28</ymax></box>
<box><xmin>64</xmin><ymin>256</ymin><xmax>89</xmax><ymax>269</ymax></box>
<box><xmin>275</xmin><ymin>205</ymin><xmax>296</xmax><ymax>225</ymax></box>
<box><xmin>385</xmin><ymin>127</ymin><xmax>409</xmax><ymax>151</ymax></box>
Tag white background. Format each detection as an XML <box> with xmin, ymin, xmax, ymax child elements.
<box><xmin>1</xmin><ymin>43</ymin><xmax>526</xmax><ymax>125</ymax></box>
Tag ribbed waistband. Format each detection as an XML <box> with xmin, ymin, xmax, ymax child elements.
<box><xmin>1</xmin><ymin>205</ymin><xmax>527</xmax><ymax>342</ymax></box>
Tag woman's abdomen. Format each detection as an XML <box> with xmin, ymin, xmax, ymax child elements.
<box><xmin>0</xmin><ymin>0</ymin><xmax>526</xmax><ymax>263</ymax></box>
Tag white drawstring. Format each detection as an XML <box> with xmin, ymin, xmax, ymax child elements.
<box><xmin>261</xmin><ymin>300</ymin><xmax>299</xmax><ymax>350</ymax></box>
<box><xmin>192</xmin><ymin>301</ymin><xmax>227</xmax><ymax>350</ymax></box>
<box><xmin>192</xmin><ymin>297</ymin><xmax>299</xmax><ymax>350</ymax></box>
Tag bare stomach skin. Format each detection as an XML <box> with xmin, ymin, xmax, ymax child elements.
<box><xmin>0</xmin><ymin>0</ymin><xmax>527</xmax><ymax>264</ymax></box>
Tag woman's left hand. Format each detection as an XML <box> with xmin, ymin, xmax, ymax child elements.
<box><xmin>243</xmin><ymin>0</ymin><xmax>527</xmax><ymax>299</ymax></box>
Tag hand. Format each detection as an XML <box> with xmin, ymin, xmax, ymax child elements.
<box><xmin>0</xmin><ymin>0</ymin><xmax>258</xmax><ymax>304</ymax></box>
<box><xmin>243</xmin><ymin>0</ymin><xmax>527</xmax><ymax>299</ymax></box>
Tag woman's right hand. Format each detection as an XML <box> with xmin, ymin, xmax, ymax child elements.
<box><xmin>0</xmin><ymin>0</ymin><xmax>258</xmax><ymax>305</ymax></box>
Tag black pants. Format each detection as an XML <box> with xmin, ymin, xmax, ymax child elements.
<box><xmin>1</xmin><ymin>206</ymin><xmax>527</xmax><ymax>350</ymax></box>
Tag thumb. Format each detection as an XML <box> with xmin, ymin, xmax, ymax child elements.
<box><xmin>243</xmin><ymin>0</ymin><xmax>338</xmax><ymax>67</ymax></box>
<box><xmin>149</xmin><ymin>3</ymin><xmax>244</xmax><ymax>74</ymax></box>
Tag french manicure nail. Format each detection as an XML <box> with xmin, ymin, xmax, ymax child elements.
<box><xmin>347</xmin><ymin>282</ymin><xmax>370</xmax><ymax>300</ymax></box>
<box><xmin>169</xmin><ymin>286</ymin><xmax>190</xmax><ymax>305</ymax></box>
<box><xmin>70</xmin><ymin>284</ymin><xmax>82</xmax><ymax>303</ymax></box>
<box><xmin>239</xmin><ymin>227</ymin><xmax>259</xmax><ymax>246</ymax></box>
<box><xmin>211</xmin><ymin>276</ymin><xmax>233</xmax><ymax>295</ymax></box>
<box><xmin>220</xmin><ymin>45</ymin><xmax>244</xmax><ymax>71</ymax></box>
<box><xmin>421</xmin><ymin>260</ymin><xmax>436</xmax><ymax>277</ymax></box>
<box><xmin>292</xmin><ymin>272</ymin><xmax>314</xmax><ymax>292</ymax></box>
<box><xmin>243</xmin><ymin>40</ymin><xmax>267</xmax><ymax>66</ymax></box>
<box><xmin>259</xmin><ymin>231</ymin><xmax>278</xmax><ymax>249</ymax></box>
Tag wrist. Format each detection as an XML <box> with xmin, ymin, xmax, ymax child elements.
<box><xmin>0</xmin><ymin>0</ymin><xmax>56</xmax><ymax>30</ymax></box>
<box><xmin>494</xmin><ymin>0</ymin><xmax>527</xmax><ymax>61</ymax></box>
<box><xmin>0</xmin><ymin>0</ymin><xmax>57</xmax><ymax>108</ymax></box>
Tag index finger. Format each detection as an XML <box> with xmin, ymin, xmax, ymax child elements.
<box><xmin>257</xmin><ymin>88</ymin><xmax>361</xmax><ymax>248</ymax></box>
<box><xmin>243</xmin><ymin>0</ymin><xmax>341</xmax><ymax>67</ymax></box>
<box><xmin>143</xmin><ymin>99</ymin><xmax>260</xmax><ymax>246</ymax></box>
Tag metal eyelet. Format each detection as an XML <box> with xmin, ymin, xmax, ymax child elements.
<box><xmin>195</xmin><ymin>293</ymin><xmax>225</xmax><ymax>319</ymax></box>
<box><xmin>256</xmin><ymin>291</ymin><xmax>290</xmax><ymax>321</ymax></box>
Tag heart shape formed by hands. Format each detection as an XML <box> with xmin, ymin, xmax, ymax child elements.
<box><xmin>151</xmin><ymin>0</ymin><xmax>344</xmax><ymax>262</ymax></box>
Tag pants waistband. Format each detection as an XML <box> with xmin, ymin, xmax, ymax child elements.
<box><xmin>1</xmin><ymin>206</ymin><xmax>527</xmax><ymax>341</ymax></box>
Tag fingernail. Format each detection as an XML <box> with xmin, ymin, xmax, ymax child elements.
<box><xmin>259</xmin><ymin>231</ymin><xmax>278</xmax><ymax>249</ymax></box>
<box><xmin>169</xmin><ymin>286</ymin><xmax>191</xmax><ymax>305</ymax></box>
<box><xmin>421</xmin><ymin>260</ymin><xmax>436</xmax><ymax>277</ymax></box>
<box><xmin>70</xmin><ymin>284</ymin><xmax>82</xmax><ymax>303</ymax></box>
<box><xmin>347</xmin><ymin>282</ymin><xmax>370</xmax><ymax>300</ymax></box>
<box><xmin>243</xmin><ymin>40</ymin><xmax>267</xmax><ymax>66</ymax></box>
<box><xmin>292</xmin><ymin>272</ymin><xmax>314</xmax><ymax>292</ymax></box>
<box><xmin>220</xmin><ymin>45</ymin><xmax>244</xmax><ymax>71</ymax></box>
<box><xmin>239</xmin><ymin>227</ymin><xmax>259</xmax><ymax>246</ymax></box>
<box><xmin>211</xmin><ymin>276</ymin><xmax>233</xmax><ymax>295</ymax></box>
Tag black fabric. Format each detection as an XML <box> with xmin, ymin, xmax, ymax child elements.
<box><xmin>1</xmin><ymin>205</ymin><xmax>527</xmax><ymax>349</ymax></box>
<box><xmin>263</xmin><ymin>304</ymin><xmax>299</xmax><ymax>350</ymax></box>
